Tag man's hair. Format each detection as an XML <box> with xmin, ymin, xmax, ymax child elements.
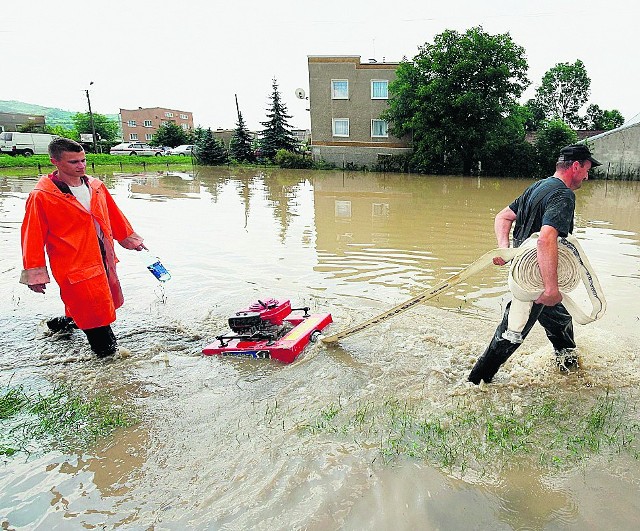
<box><xmin>48</xmin><ymin>138</ymin><xmax>84</xmax><ymax>159</ymax></box>
<box><xmin>556</xmin><ymin>160</ymin><xmax>585</xmax><ymax>171</ymax></box>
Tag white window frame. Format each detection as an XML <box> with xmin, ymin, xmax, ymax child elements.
<box><xmin>180</xmin><ymin>113</ymin><xmax>188</xmax><ymax>119</ymax></box>
<box><xmin>165</xmin><ymin>112</ymin><xmax>174</xmax><ymax>117</ymax></box>
<box><xmin>129</xmin><ymin>133</ymin><xmax>138</xmax><ymax>140</ymax></box>
<box><xmin>144</xmin><ymin>120</ymin><xmax>152</xmax><ymax>127</ymax></box>
<box><xmin>371</xmin><ymin>119</ymin><xmax>389</xmax><ymax>138</ymax></box>
<box><xmin>145</xmin><ymin>133</ymin><xmax>153</xmax><ymax>140</ymax></box>
<box><xmin>332</xmin><ymin>118</ymin><xmax>349</xmax><ymax>137</ymax></box>
<box><xmin>371</xmin><ymin>80</ymin><xmax>389</xmax><ymax>99</ymax></box>
<box><xmin>127</xmin><ymin>120</ymin><xmax>137</xmax><ymax>127</ymax></box>
<box><xmin>331</xmin><ymin>79</ymin><xmax>349</xmax><ymax>99</ymax></box>
<box><xmin>181</xmin><ymin>123</ymin><xmax>189</xmax><ymax>130</ymax></box>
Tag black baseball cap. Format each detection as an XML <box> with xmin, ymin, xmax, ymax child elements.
<box><xmin>557</xmin><ymin>144</ymin><xmax>601</xmax><ymax>167</ymax></box>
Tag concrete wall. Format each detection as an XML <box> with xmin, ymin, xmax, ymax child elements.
<box><xmin>586</xmin><ymin>123</ymin><xmax>640</xmax><ymax>179</ymax></box>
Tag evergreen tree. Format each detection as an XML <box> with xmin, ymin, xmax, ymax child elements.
<box><xmin>230</xmin><ymin>105</ymin><xmax>256</xmax><ymax>163</ymax></box>
<box><xmin>194</xmin><ymin>128</ymin><xmax>228</xmax><ymax>165</ymax></box>
<box><xmin>259</xmin><ymin>78</ymin><xmax>297</xmax><ymax>160</ymax></box>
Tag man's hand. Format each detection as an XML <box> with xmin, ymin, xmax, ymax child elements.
<box><xmin>535</xmin><ymin>288</ymin><xmax>563</xmax><ymax>306</ymax></box>
<box><xmin>28</xmin><ymin>283</ymin><xmax>46</xmax><ymax>294</ymax></box>
<box><xmin>493</xmin><ymin>256</ymin><xmax>508</xmax><ymax>266</ymax></box>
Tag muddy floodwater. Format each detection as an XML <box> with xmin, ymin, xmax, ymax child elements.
<box><xmin>1</xmin><ymin>167</ymin><xmax>639</xmax><ymax>530</ymax></box>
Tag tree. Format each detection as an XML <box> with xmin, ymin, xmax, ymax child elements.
<box><xmin>194</xmin><ymin>128</ymin><xmax>228</xmax><ymax>165</ymax></box>
<box><xmin>480</xmin><ymin>104</ymin><xmax>539</xmax><ymax>177</ymax></box>
<box><xmin>71</xmin><ymin>112</ymin><xmax>119</xmax><ymax>142</ymax></box>
<box><xmin>535</xmin><ymin>120</ymin><xmax>577</xmax><ymax>174</ymax></box>
<box><xmin>383</xmin><ymin>26</ymin><xmax>529</xmax><ymax>175</ymax></box>
<box><xmin>229</xmin><ymin>99</ymin><xmax>256</xmax><ymax>163</ymax></box>
<box><xmin>584</xmin><ymin>104</ymin><xmax>624</xmax><ymax>131</ymax></box>
<box><xmin>152</xmin><ymin>122</ymin><xmax>188</xmax><ymax>147</ymax></box>
<box><xmin>259</xmin><ymin>78</ymin><xmax>297</xmax><ymax>160</ymax></box>
<box><xmin>533</xmin><ymin>60</ymin><xmax>590</xmax><ymax>128</ymax></box>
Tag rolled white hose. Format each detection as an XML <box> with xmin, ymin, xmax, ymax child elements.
<box><xmin>502</xmin><ymin>233</ymin><xmax>607</xmax><ymax>343</ymax></box>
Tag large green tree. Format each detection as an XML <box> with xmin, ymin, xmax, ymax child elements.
<box><xmin>152</xmin><ymin>122</ymin><xmax>188</xmax><ymax>147</ymax></box>
<box><xmin>72</xmin><ymin>112</ymin><xmax>119</xmax><ymax>142</ymax></box>
<box><xmin>384</xmin><ymin>26</ymin><xmax>529</xmax><ymax>175</ymax></box>
<box><xmin>259</xmin><ymin>78</ymin><xmax>297</xmax><ymax>160</ymax></box>
<box><xmin>584</xmin><ymin>104</ymin><xmax>624</xmax><ymax>131</ymax></box>
<box><xmin>534</xmin><ymin>60</ymin><xmax>590</xmax><ymax>128</ymax></box>
<box><xmin>535</xmin><ymin>120</ymin><xmax>578</xmax><ymax>174</ymax></box>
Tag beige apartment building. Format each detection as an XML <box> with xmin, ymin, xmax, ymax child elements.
<box><xmin>119</xmin><ymin>107</ymin><xmax>194</xmax><ymax>143</ymax></box>
<box><xmin>307</xmin><ymin>56</ymin><xmax>411</xmax><ymax>168</ymax></box>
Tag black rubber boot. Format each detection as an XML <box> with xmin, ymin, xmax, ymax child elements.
<box><xmin>46</xmin><ymin>316</ymin><xmax>77</xmax><ymax>333</ymax></box>
<box><xmin>83</xmin><ymin>325</ymin><xmax>118</xmax><ymax>358</ymax></box>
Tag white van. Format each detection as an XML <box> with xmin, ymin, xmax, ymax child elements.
<box><xmin>0</xmin><ymin>132</ymin><xmax>58</xmax><ymax>156</ymax></box>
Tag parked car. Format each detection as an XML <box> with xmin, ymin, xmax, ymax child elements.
<box><xmin>110</xmin><ymin>142</ymin><xmax>163</xmax><ymax>156</ymax></box>
<box><xmin>166</xmin><ymin>144</ymin><xmax>194</xmax><ymax>156</ymax></box>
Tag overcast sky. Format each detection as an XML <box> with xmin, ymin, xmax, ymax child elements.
<box><xmin>3</xmin><ymin>0</ymin><xmax>638</xmax><ymax>131</ymax></box>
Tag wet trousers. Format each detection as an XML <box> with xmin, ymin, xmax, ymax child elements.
<box><xmin>468</xmin><ymin>301</ymin><xmax>576</xmax><ymax>384</ymax></box>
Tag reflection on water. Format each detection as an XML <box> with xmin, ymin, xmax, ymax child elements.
<box><xmin>1</xmin><ymin>169</ymin><xmax>639</xmax><ymax>529</ymax></box>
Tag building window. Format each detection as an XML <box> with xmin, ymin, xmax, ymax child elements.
<box><xmin>331</xmin><ymin>80</ymin><xmax>349</xmax><ymax>99</ymax></box>
<box><xmin>127</xmin><ymin>120</ymin><xmax>137</xmax><ymax>127</ymax></box>
<box><xmin>180</xmin><ymin>114</ymin><xmax>188</xmax><ymax>119</ymax></box>
<box><xmin>144</xmin><ymin>120</ymin><xmax>152</xmax><ymax>127</ymax></box>
<box><xmin>371</xmin><ymin>119</ymin><xmax>388</xmax><ymax>138</ymax></box>
<box><xmin>335</xmin><ymin>200</ymin><xmax>352</xmax><ymax>218</ymax></box>
<box><xmin>145</xmin><ymin>133</ymin><xmax>153</xmax><ymax>140</ymax></box>
<box><xmin>181</xmin><ymin>123</ymin><xmax>188</xmax><ymax>130</ymax></box>
<box><xmin>332</xmin><ymin>118</ymin><xmax>349</xmax><ymax>137</ymax></box>
<box><xmin>130</xmin><ymin>133</ymin><xmax>138</xmax><ymax>140</ymax></box>
<box><xmin>371</xmin><ymin>80</ymin><xmax>389</xmax><ymax>99</ymax></box>
<box><xmin>165</xmin><ymin>112</ymin><xmax>174</xmax><ymax>118</ymax></box>
<box><xmin>161</xmin><ymin>120</ymin><xmax>168</xmax><ymax>125</ymax></box>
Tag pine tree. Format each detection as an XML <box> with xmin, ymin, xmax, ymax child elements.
<box><xmin>230</xmin><ymin>103</ymin><xmax>256</xmax><ymax>163</ymax></box>
<box><xmin>259</xmin><ymin>78</ymin><xmax>297</xmax><ymax>160</ymax></box>
<box><xmin>194</xmin><ymin>128</ymin><xmax>228</xmax><ymax>165</ymax></box>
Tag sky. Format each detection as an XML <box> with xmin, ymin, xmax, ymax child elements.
<box><xmin>2</xmin><ymin>0</ymin><xmax>638</xmax><ymax>132</ymax></box>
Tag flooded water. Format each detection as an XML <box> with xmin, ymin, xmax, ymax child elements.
<box><xmin>1</xmin><ymin>167</ymin><xmax>639</xmax><ymax>529</ymax></box>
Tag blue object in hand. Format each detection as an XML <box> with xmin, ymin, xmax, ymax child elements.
<box><xmin>140</xmin><ymin>249</ymin><xmax>171</xmax><ymax>282</ymax></box>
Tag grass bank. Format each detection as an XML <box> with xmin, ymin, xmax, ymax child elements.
<box><xmin>1</xmin><ymin>383</ymin><xmax>136</xmax><ymax>457</ymax></box>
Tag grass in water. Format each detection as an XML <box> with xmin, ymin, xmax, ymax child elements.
<box><xmin>0</xmin><ymin>383</ymin><xmax>136</xmax><ymax>457</ymax></box>
<box><xmin>298</xmin><ymin>390</ymin><xmax>640</xmax><ymax>474</ymax></box>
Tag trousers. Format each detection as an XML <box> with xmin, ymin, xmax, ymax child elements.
<box><xmin>468</xmin><ymin>301</ymin><xmax>575</xmax><ymax>384</ymax></box>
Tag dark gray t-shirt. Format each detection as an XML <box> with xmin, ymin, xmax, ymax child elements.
<box><xmin>509</xmin><ymin>177</ymin><xmax>575</xmax><ymax>247</ymax></box>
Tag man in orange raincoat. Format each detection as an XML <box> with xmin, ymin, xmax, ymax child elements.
<box><xmin>20</xmin><ymin>138</ymin><xmax>144</xmax><ymax>358</ymax></box>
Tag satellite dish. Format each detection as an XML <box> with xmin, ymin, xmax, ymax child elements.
<box><xmin>295</xmin><ymin>88</ymin><xmax>306</xmax><ymax>99</ymax></box>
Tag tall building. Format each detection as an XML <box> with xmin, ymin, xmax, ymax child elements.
<box><xmin>119</xmin><ymin>107</ymin><xmax>194</xmax><ymax>143</ymax></box>
<box><xmin>307</xmin><ymin>56</ymin><xmax>412</xmax><ymax>169</ymax></box>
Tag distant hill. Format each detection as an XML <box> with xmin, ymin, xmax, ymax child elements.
<box><xmin>0</xmin><ymin>100</ymin><xmax>119</xmax><ymax>128</ymax></box>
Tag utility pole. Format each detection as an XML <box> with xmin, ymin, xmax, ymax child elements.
<box><xmin>86</xmin><ymin>81</ymin><xmax>98</xmax><ymax>154</ymax></box>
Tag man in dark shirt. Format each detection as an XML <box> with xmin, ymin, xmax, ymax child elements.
<box><xmin>468</xmin><ymin>144</ymin><xmax>601</xmax><ymax>384</ymax></box>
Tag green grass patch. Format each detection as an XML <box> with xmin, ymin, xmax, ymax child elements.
<box><xmin>297</xmin><ymin>390</ymin><xmax>640</xmax><ymax>474</ymax></box>
<box><xmin>0</xmin><ymin>153</ymin><xmax>195</xmax><ymax>171</ymax></box>
<box><xmin>0</xmin><ymin>383</ymin><xmax>136</xmax><ymax>457</ymax></box>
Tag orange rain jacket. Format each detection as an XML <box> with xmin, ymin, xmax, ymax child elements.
<box><xmin>20</xmin><ymin>173</ymin><xmax>142</xmax><ymax>330</ymax></box>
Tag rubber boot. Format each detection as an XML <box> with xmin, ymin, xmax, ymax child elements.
<box><xmin>83</xmin><ymin>325</ymin><xmax>118</xmax><ymax>358</ymax></box>
<box><xmin>46</xmin><ymin>316</ymin><xmax>77</xmax><ymax>333</ymax></box>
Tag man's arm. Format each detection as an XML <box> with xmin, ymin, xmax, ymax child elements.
<box><xmin>534</xmin><ymin>224</ymin><xmax>562</xmax><ymax>306</ymax></box>
<box><xmin>492</xmin><ymin>206</ymin><xmax>516</xmax><ymax>265</ymax></box>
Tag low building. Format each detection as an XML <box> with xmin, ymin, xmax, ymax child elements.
<box><xmin>307</xmin><ymin>56</ymin><xmax>412</xmax><ymax>169</ymax></box>
<box><xmin>0</xmin><ymin>112</ymin><xmax>46</xmax><ymax>133</ymax></box>
<box><xmin>119</xmin><ymin>107</ymin><xmax>194</xmax><ymax>143</ymax></box>
<box><xmin>585</xmin><ymin>120</ymin><xmax>640</xmax><ymax>179</ymax></box>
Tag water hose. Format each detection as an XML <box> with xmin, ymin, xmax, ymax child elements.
<box><xmin>321</xmin><ymin>234</ymin><xmax>606</xmax><ymax>344</ymax></box>
<box><xmin>502</xmin><ymin>233</ymin><xmax>606</xmax><ymax>343</ymax></box>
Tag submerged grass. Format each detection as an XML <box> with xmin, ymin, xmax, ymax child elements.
<box><xmin>298</xmin><ymin>389</ymin><xmax>640</xmax><ymax>475</ymax></box>
<box><xmin>0</xmin><ymin>383</ymin><xmax>136</xmax><ymax>457</ymax></box>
